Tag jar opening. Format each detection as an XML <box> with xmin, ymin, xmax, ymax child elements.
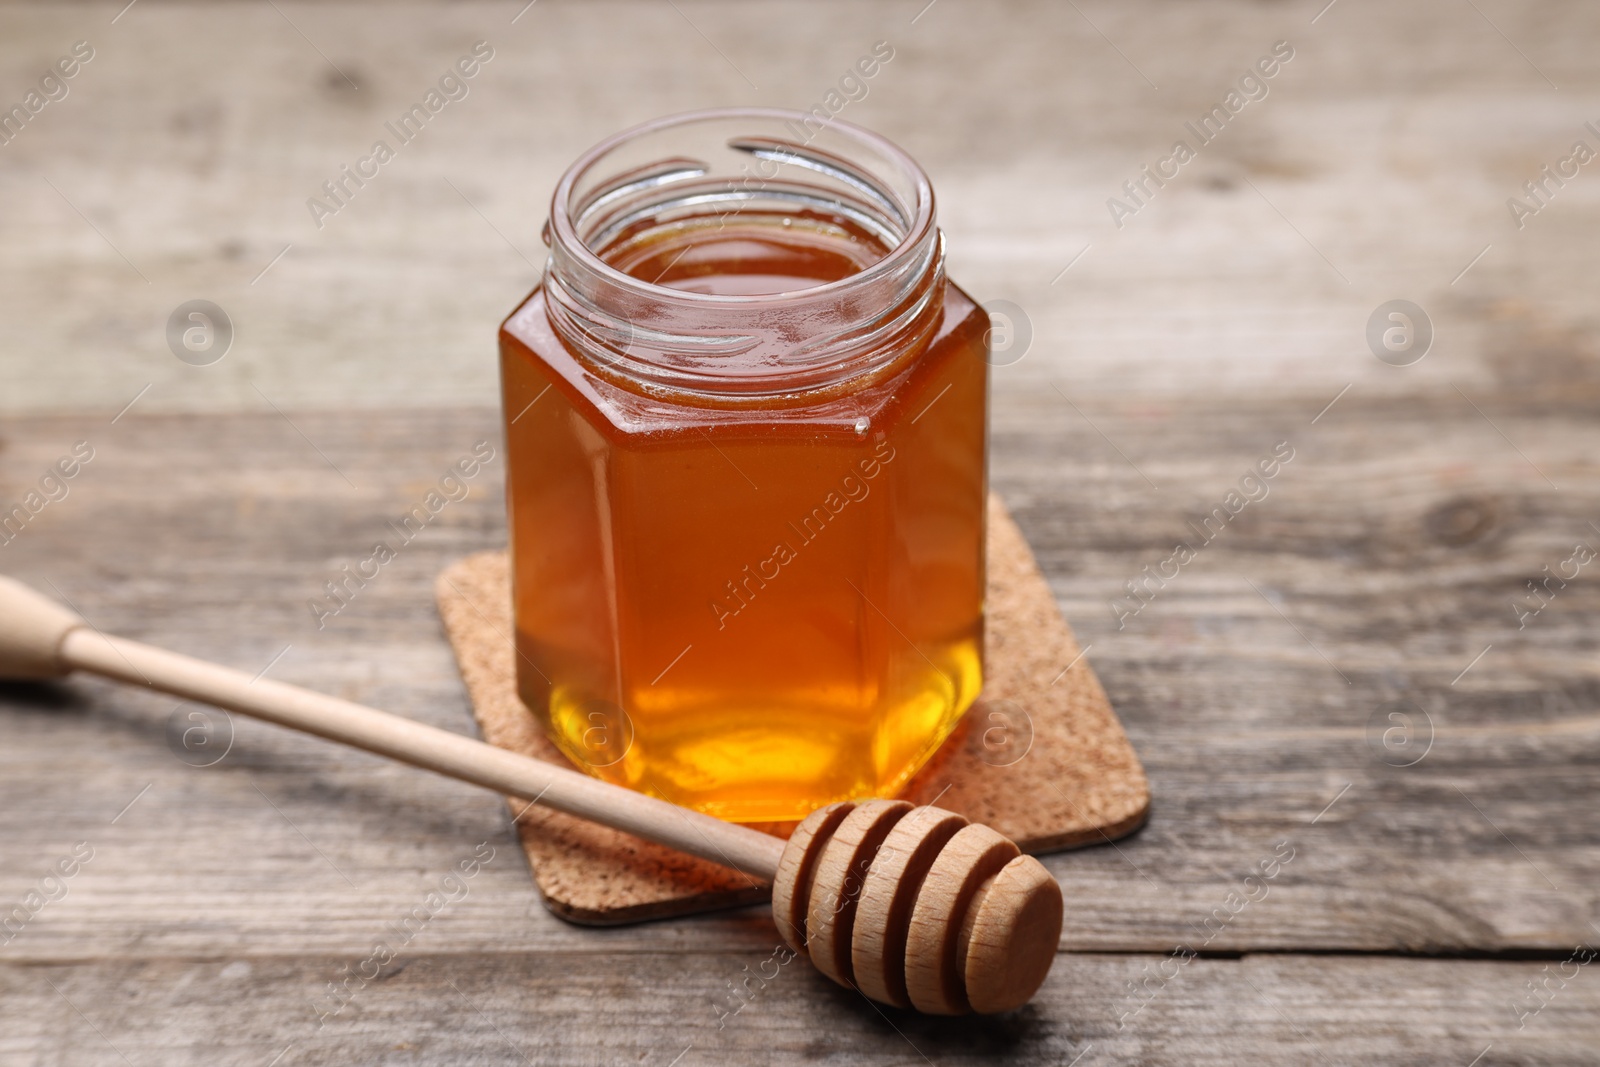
<box><xmin>598</xmin><ymin>207</ymin><xmax>894</xmax><ymax>298</ymax></box>
<box><xmin>542</xmin><ymin>109</ymin><xmax>944</xmax><ymax>406</ymax></box>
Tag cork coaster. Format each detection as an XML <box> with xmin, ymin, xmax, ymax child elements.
<box><xmin>436</xmin><ymin>494</ymin><xmax>1149</xmax><ymax>925</ymax></box>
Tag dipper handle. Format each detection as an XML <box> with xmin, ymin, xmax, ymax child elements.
<box><xmin>0</xmin><ymin>575</ymin><xmax>784</xmax><ymax>881</ymax></box>
<box><xmin>0</xmin><ymin>576</ymin><xmax>1064</xmax><ymax>1013</ymax></box>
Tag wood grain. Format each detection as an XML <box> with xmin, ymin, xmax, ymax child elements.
<box><xmin>1</xmin><ymin>394</ymin><xmax>1596</xmax><ymax>968</ymax></box>
<box><xmin>3</xmin><ymin>0</ymin><xmax>1598</xmax><ymax>1058</ymax></box>
<box><xmin>2</xmin><ymin>953</ymin><xmax>1596</xmax><ymax>1066</ymax></box>
<box><xmin>0</xmin><ymin>1</ymin><xmax>1596</xmax><ymax>413</ymax></box>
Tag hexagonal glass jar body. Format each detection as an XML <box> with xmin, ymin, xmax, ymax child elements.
<box><xmin>499</xmin><ymin>110</ymin><xmax>988</xmax><ymax>822</ymax></box>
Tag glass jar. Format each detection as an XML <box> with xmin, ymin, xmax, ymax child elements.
<box><xmin>499</xmin><ymin>108</ymin><xmax>989</xmax><ymax>822</ymax></box>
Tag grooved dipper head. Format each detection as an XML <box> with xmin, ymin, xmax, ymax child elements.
<box><xmin>773</xmin><ymin>802</ymin><xmax>1063</xmax><ymax>1015</ymax></box>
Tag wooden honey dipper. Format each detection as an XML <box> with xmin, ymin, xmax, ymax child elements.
<box><xmin>0</xmin><ymin>576</ymin><xmax>1062</xmax><ymax>1014</ymax></box>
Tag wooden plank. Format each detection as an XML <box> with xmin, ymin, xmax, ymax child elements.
<box><xmin>1</xmin><ymin>396</ymin><xmax>1596</xmax><ymax>962</ymax></box>
<box><xmin>3</xmin><ymin>952</ymin><xmax>1597</xmax><ymax>1065</ymax></box>
<box><xmin>0</xmin><ymin>0</ymin><xmax>1596</xmax><ymax>415</ymax></box>
<box><xmin>997</xmin><ymin>382</ymin><xmax>1600</xmax><ymax>953</ymax></box>
<box><xmin>3</xmin><ymin>0</ymin><xmax>1597</xmax><ymax>1054</ymax></box>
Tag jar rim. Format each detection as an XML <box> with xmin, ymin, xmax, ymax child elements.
<box><xmin>547</xmin><ymin>106</ymin><xmax>937</xmax><ymax>307</ymax></box>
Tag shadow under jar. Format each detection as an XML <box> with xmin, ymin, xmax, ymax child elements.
<box><xmin>500</xmin><ymin>108</ymin><xmax>990</xmax><ymax>822</ymax></box>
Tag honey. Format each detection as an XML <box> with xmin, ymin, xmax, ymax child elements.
<box><xmin>499</xmin><ymin>110</ymin><xmax>989</xmax><ymax>821</ymax></box>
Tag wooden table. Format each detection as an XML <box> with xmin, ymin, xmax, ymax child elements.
<box><xmin>3</xmin><ymin>2</ymin><xmax>1597</xmax><ymax>1063</ymax></box>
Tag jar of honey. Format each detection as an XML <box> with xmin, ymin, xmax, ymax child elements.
<box><xmin>500</xmin><ymin>109</ymin><xmax>989</xmax><ymax>822</ymax></box>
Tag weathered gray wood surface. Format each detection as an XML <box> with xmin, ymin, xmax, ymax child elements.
<box><xmin>3</xmin><ymin>0</ymin><xmax>1599</xmax><ymax>1063</ymax></box>
<box><xmin>4</xmin><ymin>954</ymin><xmax>1599</xmax><ymax>1066</ymax></box>
<box><xmin>4</xmin><ymin>394</ymin><xmax>1598</xmax><ymax>1063</ymax></box>
<box><xmin>0</xmin><ymin>0</ymin><xmax>1597</xmax><ymax>412</ymax></box>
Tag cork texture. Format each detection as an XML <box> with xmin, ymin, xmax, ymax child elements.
<box><xmin>435</xmin><ymin>494</ymin><xmax>1149</xmax><ymax>925</ymax></box>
